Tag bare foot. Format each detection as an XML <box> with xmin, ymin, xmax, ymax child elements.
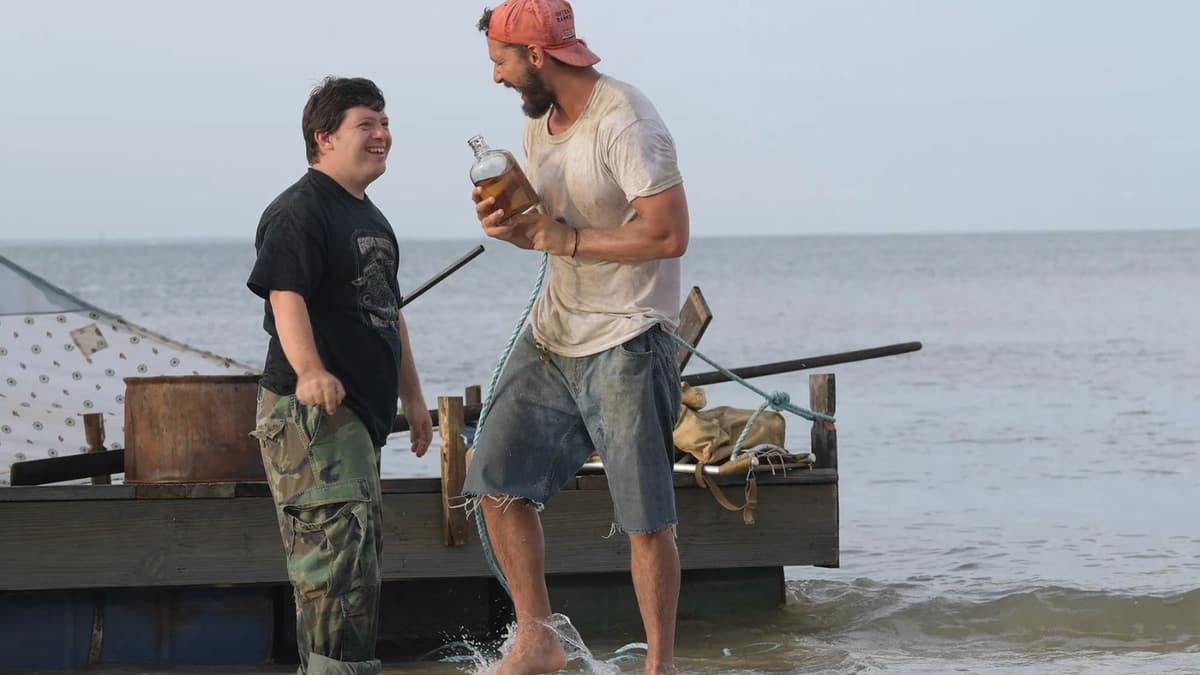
<box><xmin>497</xmin><ymin>623</ymin><xmax>567</xmax><ymax>675</ymax></box>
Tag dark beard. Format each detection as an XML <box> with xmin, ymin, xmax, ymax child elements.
<box><xmin>508</xmin><ymin>67</ymin><xmax>555</xmax><ymax>118</ymax></box>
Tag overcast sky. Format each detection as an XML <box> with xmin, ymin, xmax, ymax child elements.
<box><xmin>0</xmin><ymin>0</ymin><xmax>1196</xmax><ymax>241</ymax></box>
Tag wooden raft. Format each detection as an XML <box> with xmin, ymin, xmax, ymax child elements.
<box><xmin>0</xmin><ymin>286</ymin><xmax>840</xmax><ymax>593</ymax></box>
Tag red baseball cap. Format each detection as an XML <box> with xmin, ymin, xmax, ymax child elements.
<box><xmin>487</xmin><ymin>0</ymin><xmax>601</xmax><ymax>68</ymax></box>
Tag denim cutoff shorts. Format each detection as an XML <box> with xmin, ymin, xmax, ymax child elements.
<box><xmin>462</xmin><ymin>324</ymin><xmax>682</xmax><ymax>533</ymax></box>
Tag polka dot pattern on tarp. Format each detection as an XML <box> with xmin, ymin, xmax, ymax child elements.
<box><xmin>1</xmin><ymin>254</ymin><xmax>255</xmax><ymax>486</ymax></box>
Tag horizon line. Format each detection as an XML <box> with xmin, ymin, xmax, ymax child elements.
<box><xmin>2</xmin><ymin>225</ymin><xmax>1197</xmax><ymax>246</ymax></box>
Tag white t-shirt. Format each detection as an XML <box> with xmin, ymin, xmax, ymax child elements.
<box><xmin>524</xmin><ymin>75</ymin><xmax>684</xmax><ymax>357</ymax></box>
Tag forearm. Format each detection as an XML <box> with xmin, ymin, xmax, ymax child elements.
<box><xmin>269</xmin><ymin>290</ymin><xmax>325</xmax><ymax>376</ymax></box>
<box><xmin>396</xmin><ymin>311</ymin><xmax>425</xmax><ymax>406</ymax></box>
<box><xmin>573</xmin><ymin>216</ymin><xmax>688</xmax><ymax>262</ymax></box>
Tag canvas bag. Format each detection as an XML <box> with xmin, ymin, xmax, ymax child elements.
<box><xmin>672</xmin><ymin>384</ymin><xmax>789</xmax><ymax>524</ymax></box>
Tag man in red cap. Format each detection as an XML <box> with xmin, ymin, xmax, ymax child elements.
<box><xmin>463</xmin><ymin>1</ymin><xmax>690</xmax><ymax>673</ymax></box>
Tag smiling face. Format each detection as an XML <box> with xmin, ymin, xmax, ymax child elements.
<box><xmin>313</xmin><ymin>105</ymin><xmax>391</xmax><ymax>193</ymax></box>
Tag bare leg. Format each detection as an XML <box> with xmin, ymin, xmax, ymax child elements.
<box><xmin>482</xmin><ymin>499</ymin><xmax>568</xmax><ymax>675</ymax></box>
<box><xmin>629</xmin><ymin>528</ymin><xmax>680</xmax><ymax>674</ymax></box>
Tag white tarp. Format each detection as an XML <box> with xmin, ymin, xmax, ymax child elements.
<box><xmin>0</xmin><ymin>253</ymin><xmax>256</xmax><ymax>485</ymax></box>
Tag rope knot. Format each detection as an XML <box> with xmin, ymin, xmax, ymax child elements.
<box><xmin>766</xmin><ymin>391</ymin><xmax>791</xmax><ymax>408</ymax></box>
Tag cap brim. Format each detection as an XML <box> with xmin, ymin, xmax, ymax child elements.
<box><xmin>546</xmin><ymin>40</ymin><xmax>600</xmax><ymax>67</ymax></box>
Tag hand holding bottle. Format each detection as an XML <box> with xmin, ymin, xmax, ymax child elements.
<box><xmin>473</xmin><ymin>185</ymin><xmax>535</xmax><ymax>249</ymax></box>
<box><xmin>468</xmin><ymin>135</ymin><xmax>542</xmax><ymax>250</ymax></box>
<box><xmin>467</xmin><ymin>135</ymin><xmax>540</xmax><ymax>216</ymax></box>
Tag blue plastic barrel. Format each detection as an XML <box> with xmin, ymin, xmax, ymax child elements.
<box><xmin>0</xmin><ymin>590</ymin><xmax>94</xmax><ymax>671</ymax></box>
<box><xmin>0</xmin><ymin>586</ymin><xmax>274</xmax><ymax>671</ymax></box>
<box><xmin>101</xmin><ymin>587</ymin><xmax>274</xmax><ymax>665</ymax></box>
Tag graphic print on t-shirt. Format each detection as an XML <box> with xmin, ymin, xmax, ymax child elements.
<box><xmin>353</xmin><ymin>233</ymin><xmax>399</xmax><ymax>331</ymax></box>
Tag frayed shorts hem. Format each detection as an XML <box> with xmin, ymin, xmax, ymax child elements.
<box><xmin>460</xmin><ymin>493</ymin><xmax>547</xmax><ymax>516</ymax></box>
<box><xmin>606</xmin><ymin>520</ymin><xmax>678</xmax><ymax>538</ymax></box>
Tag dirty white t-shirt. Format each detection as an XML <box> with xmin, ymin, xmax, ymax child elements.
<box><xmin>524</xmin><ymin>75</ymin><xmax>683</xmax><ymax>357</ymax></box>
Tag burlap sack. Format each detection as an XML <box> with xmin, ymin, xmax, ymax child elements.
<box><xmin>673</xmin><ymin>404</ymin><xmax>786</xmax><ymax>466</ymax></box>
<box><xmin>671</xmin><ymin>384</ymin><xmax>793</xmax><ymax>526</ymax></box>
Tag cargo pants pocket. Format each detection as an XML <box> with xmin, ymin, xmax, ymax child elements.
<box><xmin>282</xmin><ymin>478</ymin><xmax>378</xmax><ymax>615</ymax></box>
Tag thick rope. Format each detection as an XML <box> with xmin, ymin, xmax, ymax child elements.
<box><xmin>668</xmin><ymin>333</ymin><xmax>833</xmax><ymax>461</ymax></box>
<box><xmin>470</xmin><ymin>251</ymin><xmax>549</xmax><ymax>597</ymax></box>
<box><xmin>474</xmin><ymin>254</ymin><xmax>549</xmax><ymax>441</ymax></box>
<box><xmin>668</xmin><ymin>333</ymin><xmax>833</xmax><ymax>424</ymax></box>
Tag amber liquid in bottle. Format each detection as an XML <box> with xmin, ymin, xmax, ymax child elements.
<box><xmin>468</xmin><ymin>135</ymin><xmax>541</xmax><ymax>222</ymax></box>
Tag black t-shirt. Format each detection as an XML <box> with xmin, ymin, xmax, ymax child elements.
<box><xmin>247</xmin><ymin>168</ymin><xmax>404</xmax><ymax>447</ymax></box>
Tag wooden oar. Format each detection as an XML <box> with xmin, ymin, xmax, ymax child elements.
<box><xmin>390</xmin><ymin>341</ymin><xmax>923</xmax><ymax>432</ymax></box>
<box><xmin>400</xmin><ymin>245</ymin><xmax>484</xmax><ymax>308</ymax></box>
<box><xmin>680</xmin><ymin>341</ymin><xmax>923</xmax><ymax>387</ymax></box>
<box><xmin>10</xmin><ymin>450</ymin><xmax>124</xmax><ymax>486</ymax></box>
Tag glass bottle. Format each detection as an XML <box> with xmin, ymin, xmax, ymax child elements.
<box><xmin>468</xmin><ymin>135</ymin><xmax>540</xmax><ymax>222</ymax></box>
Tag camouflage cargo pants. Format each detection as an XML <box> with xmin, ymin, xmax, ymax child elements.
<box><xmin>252</xmin><ymin>387</ymin><xmax>384</xmax><ymax>675</ymax></box>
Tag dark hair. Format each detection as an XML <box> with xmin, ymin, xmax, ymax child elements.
<box><xmin>478</xmin><ymin>8</ymin><xmax>530</xmax><ymax>58</ymax></box>
<box><xmin>301</xmin><ymin>76</ymin><xmax>386</xmax><ymax>163</ymax></box>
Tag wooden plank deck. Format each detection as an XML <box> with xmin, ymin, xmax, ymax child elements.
<box><xmin>0</xmin><ymin>470</ymin><xmax>837</xmax><ymax>592</ymax></box>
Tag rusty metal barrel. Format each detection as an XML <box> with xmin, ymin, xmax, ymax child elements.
<box><xmin>123</xmin><ymin>375</ymin><xmax>265</xmax><ymax>483</ymax></box>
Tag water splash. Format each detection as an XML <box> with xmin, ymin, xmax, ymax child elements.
<box><xmin>417</xmin><ymin>637</ymin><xmax>496</xmax><ymax>668</ymax></box>
<box><xmin>468</xmin><ymin>613</ymin><xmax>626</xmax><ymax>674</ymax></box>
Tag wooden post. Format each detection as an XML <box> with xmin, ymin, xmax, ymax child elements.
<box><xmin>674</xmin><ymin>286</ymin><xmax>713</xmax><ymax>371</ymax></box>
<box><xmin>464</xmin><ymin>385</ymin><xmax>482</xmax><ymax>409</ymax></box>
<box><xmin>83</xmin><ymin>413</ymin><xmax>111</xmax><ymax>485</ymax></box>
<box><xmin>464</xmin><ymin>385</ymin><xmax>482</xmax><ymax>450</ymax></box>
<box><xmin>439</xmin><ymin>396</ymin><xmax>468</xmax><ymax>547</ymax></box>
<box><xmin>809</xmin><ymin>374</ymin><xmax>837</xmax><ymax>470</ymax></box>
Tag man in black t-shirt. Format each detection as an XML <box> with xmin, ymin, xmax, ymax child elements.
<box><xmin>246</xmin><ymin>76</ymin><xmax>432</xmax><ymax>675</ymax></box>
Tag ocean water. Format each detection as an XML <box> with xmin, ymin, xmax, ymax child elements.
<box><xmin>3</xmin><ymin>230</ymin><xmax>1198</xmax><ymax>673</ymax></box>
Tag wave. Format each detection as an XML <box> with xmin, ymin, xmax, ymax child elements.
<box><xmin>785</xmin><ymin>580</ymin><xmax>1200</xmax><ymax>653</ymax></box>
